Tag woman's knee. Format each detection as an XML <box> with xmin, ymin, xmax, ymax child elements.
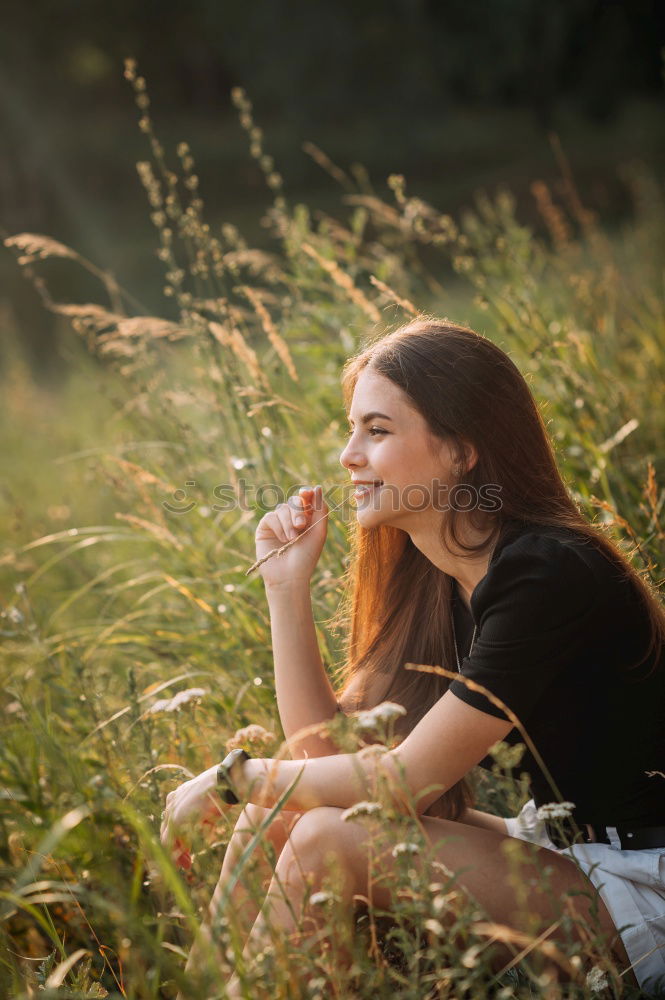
<box><xmin>286</xmin><ymin>806</ymin><xmax>350</xmax><ymax>860</ymax></box>
<box><xmin>229</xmin><ymin>801</ymin><xmax>303</xmax><ymax>860</ymax></box>
<box><xmin>282</xmin><ymin>807</ymin><xmax>364</xmax><ymax>895</ymax></box>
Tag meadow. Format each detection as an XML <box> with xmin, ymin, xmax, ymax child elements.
<box><xmin>1</xmin><ymin>66</ymin><xmax>664</xmax><ymax>998</ymax></box>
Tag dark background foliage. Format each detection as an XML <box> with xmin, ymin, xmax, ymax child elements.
<box><xmin>1</xmin><ymin>0</ymin><xmax>664</xmax><ymax>371</ymax></box>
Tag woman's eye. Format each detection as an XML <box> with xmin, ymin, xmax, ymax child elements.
<box><xmin>345</xmin><ymin>426</ymin><xmax>387</xmax><ymax>437</ymax></box>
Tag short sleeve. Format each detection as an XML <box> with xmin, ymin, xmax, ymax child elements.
<box><xmin>448</xmin><ymin>534</ymin><xmax>598</xmax><ymax>722</ymax></box>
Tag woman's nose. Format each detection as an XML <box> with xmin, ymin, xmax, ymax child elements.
<box><xmin>339</xmin><ymin>437</ymin><xmax>366</xmax><ymax>470</ymax></box>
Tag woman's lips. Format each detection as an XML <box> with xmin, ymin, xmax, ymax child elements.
<box><xmin>353</xmin><ymin>481</ymin><xmax>383</xmax><ymax>500</ymax></box>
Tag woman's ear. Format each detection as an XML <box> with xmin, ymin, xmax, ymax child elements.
<box><xmin>452</xmin><ymin>438</ymin><xmax>479</xmax><ymax>475</ymax></box>
<box><xmin>462</xmin><ymin>440</ymin><xmax>479</xmax><ymax>473</ymax></box>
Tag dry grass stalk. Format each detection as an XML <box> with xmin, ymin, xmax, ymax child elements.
<box><xmin>598</xmin><ymin>417</ymin><xmax>639</xmax><ymax>454</ymax></box>
<box><xmin>641</xmin><ymin>461</ymin><xmax>664</xmax><ymax>539</ymax></box>
<box><xmin>163</xmin><ymin>574</ymin><xmax>214</xmax><ymax>616</ymax></box>
<box><xmin>244</xmin><ymin>395</ymin><xmax>304</xmax><ymax>418</ymax></box>
<box><xmin>52</xmin><ymin>303</ymin><xmax>124</xmax><ymax>328</ymax></box>
<box><xmin>105</xmin><ymin>457</ymin><xmax>175</xmax><ymax>494</ymax></box>
<box><xmin>369</xmin><ymin>276</ymin><xmax>418</xmax><ymax>316</ymax></box>
<box><xmin>474</xmin><ymin>919</ymin><xmax>584</xmax><ymax>983</ymax></box>
<box><xmin>208</xmin><ymin>320</ymin><xmax>266</xmax><ymax>387</ymax></box>
<box><xmin>223</xmin><ymin>249</ymin><xmax>284</xmax><ymax>281</ymax></box>
<box><xmin>240</xmin><ymin>286</ymin><xmax>299</xmax><ymax>382</ymax></box>
<box><xmin>115</xmin><ymin>513</ymin><xmax>183</xmax><ymax>551</ymax></box>
<box><xmin>114</xmin><ymin>317</ymin><xmax>188</xmax><ymax>342</ymax></box>
<box><xmin>343</xmin><ymin>195</ymin><xmax>403</xmax><ymax>229</ymax></box>
<box><xmin>97</xmin><ymin>339</ymin><xmax>138</xmax><ymax>358</ymax></box>
<box><xmin>302</xmin><ymin>141</ymin><xmax>352</xmax><ymax>189</ymax></box>
<box><xmin>530</xmin><ymin>182</ymin><xmax>572</xmax><ymax>250</ymax></box>
<box><xmin>589</xmin><ymin>496</ymin><xmax>659</xmax><ymax>583</ymax></box>
<box><xmin>549</xmin><ymin>133</ymin><xmax>597</xmax><ymax>233</ymax></box>
<box><xmin>4</xmin><ymin>233</ymin><xmax>78</xmax><ymax>264</ymax></box>
<box><xmin>301</xmin><ymin>242</ymin><xmax>381</xmax><ymax>323</ymax></box>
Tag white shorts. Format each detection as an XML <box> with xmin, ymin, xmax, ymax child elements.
<box><xmin>504</xmin><ymin>798</ymin><xmax>665</xmax><ymax>995</ymax></box>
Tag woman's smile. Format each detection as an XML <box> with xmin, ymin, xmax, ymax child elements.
<box><xmin>352</xmin><ymin>479</ymin><xmax>384</xmax><ymax>501</ymax></box>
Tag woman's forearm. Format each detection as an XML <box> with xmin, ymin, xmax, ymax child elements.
<box><xmin>240</xmin><ymin>751</ymin><xmax>398</xmax><ymax>813</ymax></box>
<box><xmin>460</xmin><ymin>807</ymin><xmax>508</xmax><ymax>834</ymax></box>
<box><xmin>265</xmin><ymin>582</ymin><xmax>341</xmax><ymax>758</ymax></box>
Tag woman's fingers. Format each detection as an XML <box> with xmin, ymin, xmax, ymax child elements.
<box><xmin>161</xmin><ymin>806</ymin><xmax>193</xmax><ymax>870</ymax></box>
<box><xmin>276</xmin><ymin>504</ymin><xmax>299</xmax><ymax>541</ymax></box>
<box><xmin>289</xmin><ymin>487</ymin><xmax>314</xmax><ymax>529</ymax></box>
<box><xmin>161</xmin><ymin>802</ymin><xmax>175</xmax><ymax>842</ymax></box>
<box><xmin>260</xmin><ymin>510</ymin><xmax>290</xmax><ymax>544</ymax></box>
<box><xmin>296</xmin><ymin>486</ymin><xmax>314</xmax><ymax>523</ymax></box>
<box><xmin>173</xmin><ymin>837</ymin><xmax>192</xmax><ymax>870</ymax></box>
<box><xmin>278</xmin><ymin>491</ymin><xmax>314</xmax><ymax>539</ymax></box>
<box><xmin>257</xmin><ymin>487</ymin><xmax>322</xmax><ymax>542</ymax></box>
<box><xmin>313</xmin><ymin>484</ymin><xmax>327</xmax><ymax>515</ymax></box>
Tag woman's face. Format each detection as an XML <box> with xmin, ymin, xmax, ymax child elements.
<box><xmin>339</xmin><ymin>368</ymin><xmax>468</xmax><ymax>532</ymax></box>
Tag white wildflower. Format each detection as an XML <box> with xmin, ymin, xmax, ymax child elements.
<box><xmin>355</xmin><ymin>701</ymin><xmax>406</xmax><ymax>731</ymax></box>
<box><xmin>341</xmin><ymin>801</ymin><xmax>382</xmax><ymax>822</ymax></box>
<box><xmin>391</xmin><ymin>841</ymin><xmax>420</xmax><ymax>858</ymax></box>
<box><xmin>536</xmin><ymin>801</ymin><xmax>576</xmax><ymax>820</ymax></box>
<box><xmin>424</xmin><ymin>918</ymin><xmax>445</xmax><ymax>937</ymax></box>
<box><xmin>585</xmin><ymin>966</ymin><xmax>610</xmax><ymax>993</ymax></box>
<box><xmin>462</xmin><ymin>943</ymin><xmax>484</xmax><ymax>968</ymax></box>
<box><xmin>309</xmin><ymin>890</ymin><xmax>335</xmax><ymax>907</ymax></box>
<box><xmin>225</xmin><ymin>724</ymin><xmax>276</xmax><ymax>751</ymax></box>
<box><xmin>432</xmin><ymin>890</ymin><xmax>459</xmax><ymax>914</ymax></box>
<box><xmin>147</xmin><ymin>687</ymin><xmax>207</xmax><ymax>714</ymax></box>
<box><xmin>431</xmin><ymin>860</ymin><xmax>455</xmax><ymax>879</ymax></box>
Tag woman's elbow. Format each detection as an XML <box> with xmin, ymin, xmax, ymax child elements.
<box><xmin>381</xmin><ymin>751</ymin><xmax>443</xmax><ymax>816</ymax></box>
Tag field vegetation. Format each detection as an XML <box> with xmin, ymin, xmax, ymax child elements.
<box><xmin>1</xmin><ymin>65</ymin><xmax>663</xmax><ymax>998</ymax></box>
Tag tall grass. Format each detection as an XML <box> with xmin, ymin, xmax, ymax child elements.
<box><xmin>0</xmin><ymin>64</ymin><xmax>663</xmax><ymax>998</ymax></box>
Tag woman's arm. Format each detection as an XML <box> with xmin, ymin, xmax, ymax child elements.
<box><xmin>256</xmin><ymin>485</ymin><xmax>341</xmax><ymax>759</ymax></box>
<box><xmin>459</xmin><ymin>808</ymin><xmax>509</xmax><ymax>834</ymax></box>
<box><xmin>265</xmin><ymin>581</ymin><xmax>341</xmax><ymax>758</ymax></box>
<box><xmin>160</xmin><ymin>691</ymin><xmax>513</xmax><ymax>853</ymax></box>
<box><xmin>235</xmin><ymin>691</ymin><xmax>513</xmax><ymax>815</ymax></box>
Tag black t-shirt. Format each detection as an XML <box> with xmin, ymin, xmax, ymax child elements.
<box><xmin>448</xmin><ymin>521</ymin><xmax>665</xmax><ymax>827</ymax></box>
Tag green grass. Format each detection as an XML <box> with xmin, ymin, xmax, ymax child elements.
<box><xmin>0</xmin><ymin>75</ymin><xmax>663</xmax><ymax>999</ymax></box>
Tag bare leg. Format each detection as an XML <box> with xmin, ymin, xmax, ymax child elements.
<box><xmin>177</xmin><ymin>802</ymin><xmax>302</xmax><ymax>999</ymax></box>
<box><xmin>225</xmin><ymin>806</ymin><xmax>637</xmax><ymax>997</ymax></box>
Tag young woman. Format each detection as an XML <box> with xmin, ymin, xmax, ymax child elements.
<box><xmin>161</xmin><ymin>319</ymin><xmax>665</xmax><ymax>996</ymax></box>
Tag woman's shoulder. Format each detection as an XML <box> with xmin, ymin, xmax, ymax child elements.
<box><xmin>471</xmin><ymin>520</ymin><xmax>611</xmax><ymax>625</ymax></box>
<box><xmin>491</xmin><ymin>520</ymin><xmax>613</xmax><ymax>577</ymax></box>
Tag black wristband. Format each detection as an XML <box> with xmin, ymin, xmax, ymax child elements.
<box><xmin>217</xmin><ymin>748</ymin><xmax>251</xmax><ymax>805</ymax></box>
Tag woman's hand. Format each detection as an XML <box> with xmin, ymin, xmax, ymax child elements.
<box><xmin>255</xmin><ymin>484</ymin><xmax>328</xmax><ymax>589</ymax></box>
<box><xmin>160</xmin><ymin>765</ymin><xmax>223</xmax><ymax>867</ymax></box>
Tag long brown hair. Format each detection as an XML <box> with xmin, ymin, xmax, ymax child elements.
<box><xmin>333</xmin><ymin>319</ymin><xmax>664</xmax><ymax>820</ymax></box>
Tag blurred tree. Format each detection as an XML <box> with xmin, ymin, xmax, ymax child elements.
<box><xmin>1</xmin><ymin>0</ymin><xmax>662</xmax><ymax>124</ymax></box>
<box><xmin>1</xmin><ymin>0</ymin><xmax>663</xmax><ymax>373</ymax></box>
